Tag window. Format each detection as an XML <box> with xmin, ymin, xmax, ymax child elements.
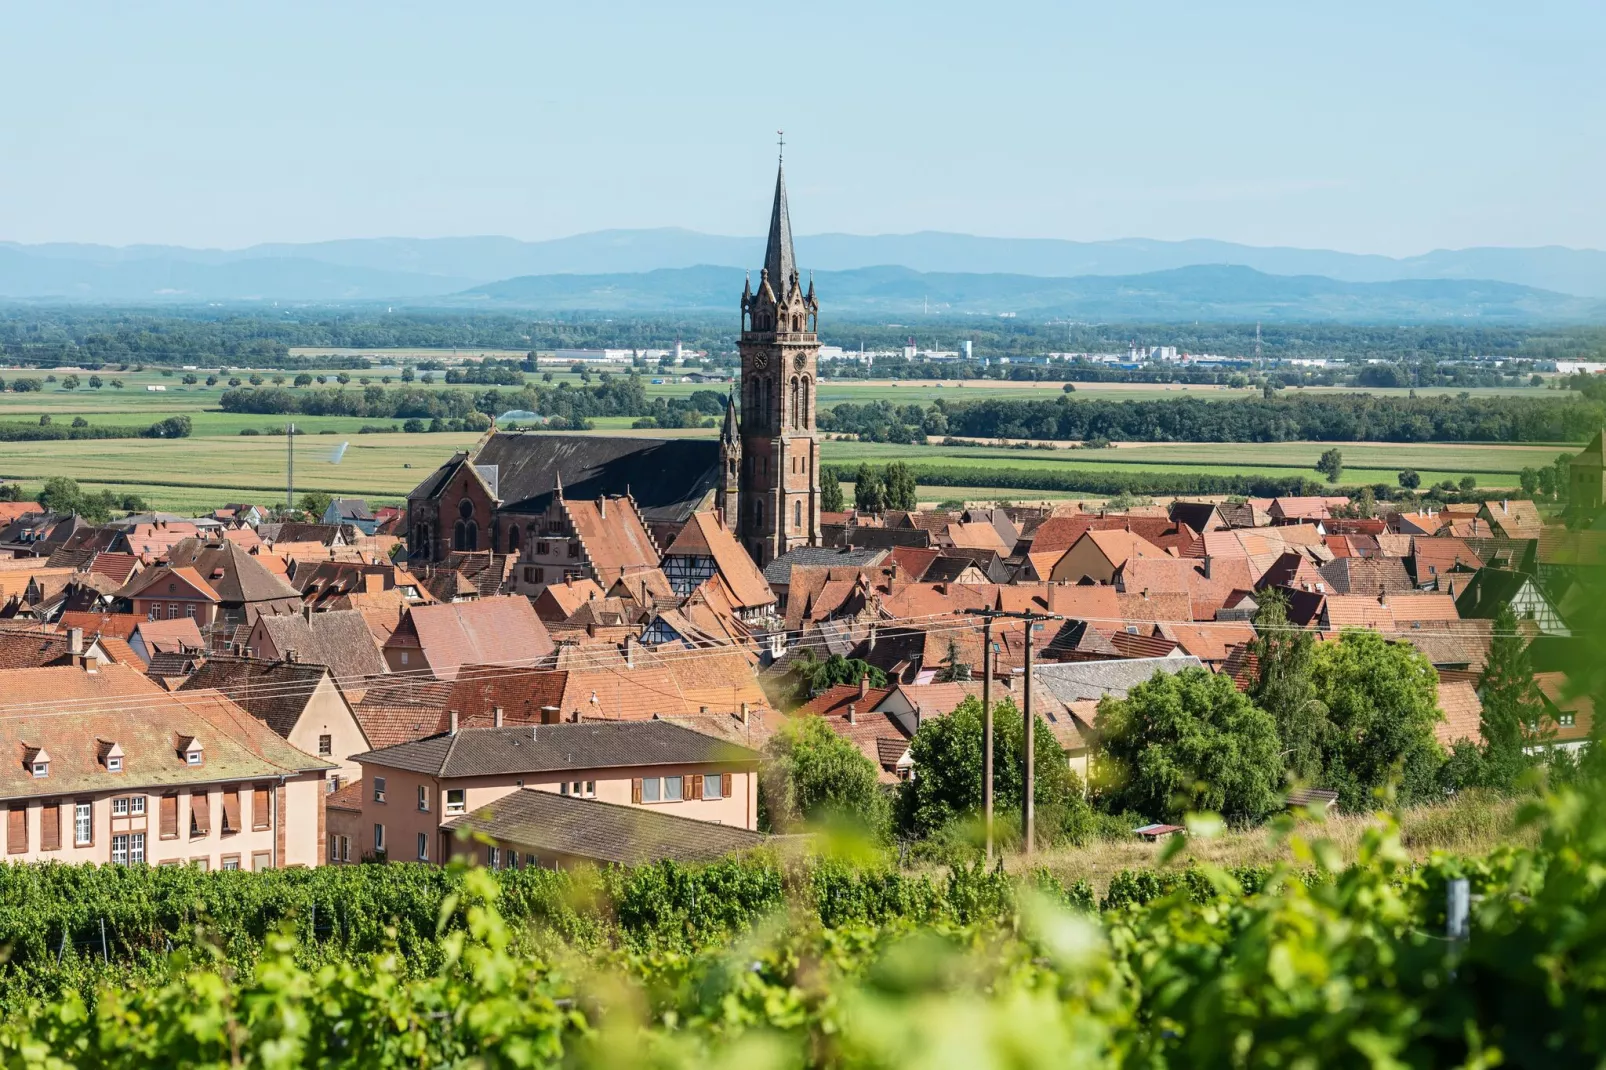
<box><xmin>664</xmin><ymin>776</ymin><xmax>683</xmax><ymax>801</ymax></box>
<box><xmin>525</xmin><ymin>566</ymin><xmax>544</xmax><ymax>584</ymax></box>
<box><xmin>147</xmin><ymin>605</ymin><xmax>159</xmax><ymax>621</ymax></box>
<box><xmin>221</xmin><ymin>855</ymin><xmax>240</xmax><ymax>871</ymax></box>
<box><xmin>341</xmin><ymin>837</ymin><xmax>351</xmax><ymax>863</ymax></box>
<box><xmin>168</xmin><ymin>603</ymin><xmax>180</xmax><ymax>620</ymax></box>
<box><xmin>31</xmin><ymin>761</ymin><xmax>47</xmax><ymax>778</ymax></box>
<box><xmin>445</xmin><ymin>789</ymin><xmax>466</xmax><ymax>814</ymax></box>
<box><xmin>107</xmin><ymin>756</ymin><xmax>122</xmax><ymax>773</ymax></box>
<box><xmin>488</xmin><ymin>846</ymin><xmax>501</xmax><ymax>869</ymax></box>
<box><xmin>329</xmin><ymin>835</ymin><xmax>339</xmax><ymax>862</ymax></box>
<box><xmin>131</xmin><ymin>796</ymin><xmax>145</xmax><ymax>815</ymax></box>
<box><xmin>704</xmin><ymin>774</ymin><xmax>724</xmax><ymax>800</ymax></box>
<box><xmin>186</xmin><ymin>749</ymin><xmax>202</xmax><ymax>766</ymax></box>
<box><xmin>585</xmin><ymin>780</ymin><xmax>595</xmax><ymax>796</ymax></box>
<box><xmin>536</xmin><ymin>541</ymin><xmax>550</xmax><ymax>555</ymax></box>
<box><xmin>373</xmin><ymin>777</ymin><xmax>387</xmax><ymax>803</ymax></box>
<box><xmin>373</xmin><ymin>824</ymin><xmax>386</xmax><ymax>852</ymax></box>
<box><xmin>417</xmin><ymin>785</ymin><xmax>430</xmax><ymax>812</ymax></box>
<box><xmin>317</xmin><ymin>734</ymin><xmax>332</xmax><ymax>757</ymax></box>
<box><xmin>641</xmin><ymin>777</ymin><xmax>660</xmax><ymax>803</ymax></box>
<box><xmin>186</xmin><ymin>604</ymin><xmax>196</xmax><ymax>619</ymax></box>
<box><xmin>112</xmin><ymin>835</ymin><xmax>128</xmax><ymax>865</ymax></box>
<box><xmin>417</xmin><ymin>832</ymin><xmax>429</xmax><ymax>861</ymax></box>
<box><xmin>113</xmin><ymin>797</ymin><xmax>128</xmax><ymax>816</ymax></box>
<box><xmin>794</xmin><ymin>500</ymin><xmax>802</xmax><ymax>530</ymax></box>
<box><xmin>1560</xmin><ymin>712</ymin><xmax>1577</xmax><ymax>727</ymax></box>
<box><xmin>250</xmin><ymin>851</ymin><xmax>271</xmax><ymax>872</ymax></box>
<box><xmin>326</xmin><ymin>777</ymin><xmax>339</xmax><ymax>794</ymax></box>
<box><xmin>129</xmin><ymin>833</ymin><xmax>145</xmax><ymax>864</ymax></box>
<box><xmin>566</xmin><ymin>541</ymin><xmax>579</xmax><ymax>559</ymax></box>
<box><xmin>559</xmin><ymin>782</ymin><xmax>569</xmax><ymax>796</ymax></box>
<box><xmin>74</xmin><ymin>801</ymin><xmax>92</xmax><ymax>846</ymax></box>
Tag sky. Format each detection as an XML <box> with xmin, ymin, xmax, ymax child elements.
<box><xmin>1</xmin><ymin>1</ymin><xmax>1601</xmax><ymax>255</ymax></box>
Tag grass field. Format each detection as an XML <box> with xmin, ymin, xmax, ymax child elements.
<box><xmin>0</xmin><ymin>362</ymin><xmax>1576</xmax><ymax>512</ymax></box>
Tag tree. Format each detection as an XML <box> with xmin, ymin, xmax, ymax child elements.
<box><xmin>760</xmin><ymin>716</ymin><xmax>890</xmax><ymax>838</ymax></box>
<box><xmin>1094</xmin><ymin>667</ymin><xmax>1283</xmax><ymax>824</ymax></box>
<box><xmin>336</xmin><ymin>373</ymin><xmax>352</xmax><ymax>385</ymax></box>
<box><xmin>1520</xmin><ymin>467</ymin><xmax>1539</xmax><ymax>496</ymax></box>
<box><xmin>788</xmin><ymin>651</ymin><xmax>886</xmax><ymax>702</ymax></box>
<box><xmin>38</xmin><ymin>477</ymin><xmax>84</xmax><ymax>517</ymax></box>
<box><xmin>1398</xmin><ymin>469</ymin><xmax>1421</xmax><ymax>490</ymax></box>
<box><xmin>883</xmin><ymin>461</ymin><xmax>918</xmax><ymax>511</ymax></box>
<box><xmin>1476</xmin><ymin>603</ymin><xmax>1543</xmax><ymax>789</ymax></box>
<box><xmin>299</xmin><ymin>491</ymin><xmax>334</xmax><ymax>521</ymax></box>
<box><xmin>271</xmin><ymin>375</ymin><xmax>286</xmax><ymax>386</ymax></box>
<box><xmin>87</xmin><ymin>375</ymin><xmax>102</xmax><ymax>389</ymax></box>
<box><xmin>109</xmin><ymin>379</ymin><xmax>124</xmax><ymax>389</ymax></box>
<box><xmin>935</xmin><ymin>638</ymin><xmax>971</xmax><ymax>682</ymax></box>
<box><xmin>1316</xmin><ymin>448</ymin><xmax>1343</xmax><ymax>484</ymax></box>
<box><xmin>1351</xmin><ymin>485</ymin><xmax>1376</xmax><ymax>518</ymax></box>
<box><xmin>1309</xmin><ymin>631</ymin><xmax>1444</xmax><ymax>810</ymax></box>
<box><xmin>819</xmin><ymin>473</ymin><xmax>845</xmax><ymax>512</ymax></box>
<box><xmin>205</xmin><ymin>375</ymin><xmax>219</xmax><ymax>387</ymax></box>
<box><xmin>897</xmin><ymin>697</ymin><xmax>1089</xmax><ymax>845</ymax></box>
<box><xmin>249</xmin><ymin>374</ymin><xmax>264</xmax><ymax>386</ymax></box>
<box><xmin>294</xmin><ymin>373</ymin><xmax>313</xmax><ymax>388</ymax></box>
<box><xmin>853</xmin><ymin>463</ymin><xmax>885</xmax><ymax>514</ymax></box>
<box><xmin>1459</xmin><ymin>475</ymin><xmax>1477</xmax><ymax>494</ymax></box>
<box><xmin>181</xmin><ymin>374</ymin><xmax>198</xmax><ymax>386</ymax></box>
<box><xmin>1250</xmin><ymin>588</ymin><xmax>1329</xmax><ymax>783</ymax></box>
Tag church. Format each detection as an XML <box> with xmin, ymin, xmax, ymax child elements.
<box><xmin>404</xmin><ymin>155</ymin><xmax>822</xmax><ymax>587</ymax></box>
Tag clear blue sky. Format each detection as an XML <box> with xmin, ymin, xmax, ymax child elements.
<box><xmin>2</xmin><ymin>1</ymin><xmax>1600</xmax><ymax>255</ymax></box>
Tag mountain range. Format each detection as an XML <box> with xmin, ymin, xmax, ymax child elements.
<box><xmin>2</xmin><ymin>231</ymin><xmax>1604</xmax><ymax>321</ymax></box>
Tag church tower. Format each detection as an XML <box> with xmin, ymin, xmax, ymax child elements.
<box><xmin>736</xmin><ymin>152</ymin><xmax>821</xmax><ymax>565</ymax></box>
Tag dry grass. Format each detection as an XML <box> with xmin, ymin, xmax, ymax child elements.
<box><xmin>999</xmin><ymin>792</ymin><xmax>1534</xmax><ymax>898</ymax></box>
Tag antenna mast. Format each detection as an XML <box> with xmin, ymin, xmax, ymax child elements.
<box><xmin>286</xmin><ymin>422</ymin><xmax>295</xmax><ymax>512</ymax></box>
<box><xmin>1255</xmin><ymin>322</ymin><xmax>1262</xmax><ymax>364</ymax></box>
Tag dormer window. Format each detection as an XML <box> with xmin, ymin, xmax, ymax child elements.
<box><xmin>107</xmin><ymin>756</ymin><xmax>122</xmax><ymax>773</ymax></box>
<box><xmin>186</xmin><ymin>749</ymin><xmax>202</xmax><ymax>766</ymax></box>
<box><xmin>99</xmin><ymin>740</ymin><xmax>124</xmax><ymax>773</ymax></box>
<box><xmin>31</xmin><ymin>761</ymin><xmax>47</xmax><ymax>778</ymax></box>
<box><xmin>24</xmin><ymin>746</ymin><xmax>50</xmax><ymax>779</ymax></box>
<box><xmin>176</xmin><ymin>735</ymin><xmax>203</xmax><ymax>767</ymax></box>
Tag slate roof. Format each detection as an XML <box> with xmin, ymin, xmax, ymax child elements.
<box><xmin>0</xmin><ymin>664</ymin><xmax>333</xmax><ymax>801</ymax></box>
<box><xmin>441</xmin><ymin>788</ymin><xmax>764</xmax><ymax>866</ymax></box>
<box><xmin>762</xmin><ymin>546</ymin><xmax>887</xmax><ymax>586</ymax></box>
<box><xmin>251</xmin><ymin>610</ymin><xmax>388</xmax><ymax>679</ymax></box>
<box><xmin>177</xmin><ymin>656</ymin><xmax>333</xmax><ymax>738</ymax></box>
<box><xmin>353</xmin><ymin>720</ymin><xmax>760</xmax><ymax>778</ymax></box>
<box><xmin>1033</xmin><ymin>655</ymin><xmax>1204</xmax><ymax>703</ymax></box>
<box><xmin>411</xmin><ymin>433</ymin><xmax>721</xmax><ymax>528</ymax></box>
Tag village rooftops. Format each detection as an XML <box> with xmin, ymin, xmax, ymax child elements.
<box><xmin>351</xmin><ymin>720</ymin><xmax>759</xmax><ymax>779</ymax></box>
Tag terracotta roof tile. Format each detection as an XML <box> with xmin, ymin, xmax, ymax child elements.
<box><xmin>1435</xmin><ymin>679</ymin><xmax>1484</xmax><ymax>747</ymax></box>
<box><xmin>386</xmin><ymin>596</ymin><xmax>555</xmax><ymax>681</ymax></box>
<box><xmin>566</xmin><ymin>496</ymin><xmax>659</xmax><ymax>586</ymax></box>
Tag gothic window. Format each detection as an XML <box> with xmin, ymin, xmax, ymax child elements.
<box><xmin>792</xmin><ymin>314</ymin><xmax>801</xmax><ymax>331</ymax></box>
<box><xmin>464</xmin><ymin>521</ymin><xmax>478</xmax><ymax>551</ymax></box>
<box><xmin>794</xmin><ymin>499</ymin><xmax>802</xmax><ymax>530</ymax></box>
<box><xmin>453</xmin><ymin>520</ymin><xmax>466</xmax><ymax>551</ymax></box>
<box><xmin>458</xmin><ymin>499</ymin><xmax>473</xmax><ymax>520</ymax></box>
<box><xmin>790</xmin><ymin>376</ymin><xmax>800</xmax><ymax>429</ymax></box>
<box><xmin>801</xmin><ymin>377</ymin><xmax>811</xmax><ymax>428</ymax></box>
<box><xmin>753</xmin><ymin>499</ymin><xmax>764</xmax><ymax>529</ymax></box>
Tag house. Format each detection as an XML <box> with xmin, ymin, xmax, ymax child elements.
<box><xmin>333</xmin><ymin>720</ymin><xmax>760</xmax><ymax>867</ymax></box>
<box><xmin>1435</xmin><ymin>679</ymin><xmax>1485</xmax><ymax>748</ymax></box>
<box><xmin>1533</xmin><ymin>672</ymin><xmax>1593</xmax><ymax>754</ymax></box>
<box><xmin>243</xmin><ymin>608</ymin><xmax>388</xmax><ymax>680</ymax></box>
<box><xmin>405</xmin><ymin>432</ymin><xmax>725</xmax><ymax>566</ymax></box>
<box><xmin>133</xmin><ymin>539</ymin><xmax>303</xmax><ymax>637</ymax></box>
<box><xmin>531</xmin><ymin>576</ymin><xmax>607</xmax><ymax>623</ymax></box>
<box><xmin>1454</xmin><ymin>567</ymin><xmax>1569</xmax><ymax>636</ymax></box>
<box><xmin>177</xmin><ymin>656</ymin><xmax>371</xmax><ymax>790</ymax></box>
<box><xmin>129</xmin><ymin>618</ymin><xmax>207</xmax><ymax>665</ymax></box>
<box><xmin>1033</xmin><ymin>655</ymin><xmax>1204</xmax><ymax>704</ymax></box>
<box><xmin>1409</xmin><ymin>537</ymin><xmax>1483</xmax><ymax>587</ymax></box>
<box><xmin>1168</xmin><ymin>501</ymin><xmax>1231</xmax><ymax>534</ymax></box>
<box><xmin>509</xmin><ymin>493</ymin><xmax>660</xmax><ymax>600</ymax></box>
<box><xmin>381</xmin><ymin>596</ymin><xmax>556</xmax><ymax>680</ymax></box>
<box><xmin>1051</xmin><ymin>530</ymin><xmax>1166</xmax><ymax>585</ymax></box>
<box><xmin>659</xmin><ymin>512</ymin><xmax>777</xmax><ymax>624</ymax></box>
<box><xmin>0</xmin><ymin>663</ymin><xmax>333</xmax><ymax>869</ymax></box>
<box><xmin>322</xmin><ymin>498</ymin><xmax>379</xmax><ymax>535</ymax></box>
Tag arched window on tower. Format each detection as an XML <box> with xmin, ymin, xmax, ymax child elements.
<box><xmin>753</xmin><ymin>499</ymin><xmax>764</xmax><ymax>529</ymax></box>
<box><xmin>794</xmin><ymin>499</ymin><xmax>802</xmax><ymax>530</ymax></box>
<box><xmin>801</xmin><ymin>376</ymin><xmax>811</xmax><ymax>428</ymax></box>
<box><xmin>792</xmin><ymin>314</ymin><xmax>801</xmax><ymax>332</ymax></box>
<box><xmin>789</xmin><ymin>376</ymin><xmax>799</xmax><ymax>429</ymax></box>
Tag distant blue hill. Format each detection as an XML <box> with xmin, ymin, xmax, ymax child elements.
<box><xmin>459</xmin><ymin>263</ymin><xmax>1606</xmax><ymax>323</ymax></box>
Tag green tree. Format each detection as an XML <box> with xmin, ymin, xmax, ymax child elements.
<box><xmin>108</xmin><ymin>379</ymin><xmax>124</xmax><ymax>389</ymax></box>
<box><xmin>1553</xmin><ymin>453</ymin><xmax>1573</xmax><ymax>503</ymax></box>
<box><xmin>1520</xmin><ymin>467</ymin><xmax>1539</xmax><ymax>496</ymax></box>
<box><xmin>935</xmin><ymin>638</ymin><xmax>971</xmax><ymax>682</ymax></box>
<box><xmin>271</xmin><ymin>375</ymin><xmax>286</xmax><ymax>385</ymax></box>
<box><xmin>854</xmin><ymin>463</ymin><xmax>885</xmax><ymax>514</ymax></box>
<box><xmin>897</xmin><ymin>696</ymin><xmax>1089</xmax><ymax>844</ymax></box>
<box><xmin>294</xmin><ymin>373</ymin><xmax>313</xmax><ymax>387</ymax></box>
<box><xmin>1249</xmin><ymin>588</ymin><xmax>1329</xmax><ymax>783</ymax></box>
<box><xmin>1476</xmin><ymin>603</ymin><xmax>1543</xmax><ymax>789</ymax></box>
<box><xmin>1459</xmin><ymin>475</ymin><xmax>1477</xmax><ymax>494</ymax></box>
<box><xmin>181</xmin><ymin>374</ymin><xmax>198</xmax><ymax>385</ymax></box>
<box><xmin>1352</xmin><ymin>485</ymin><xmax>1376</xmax><ymax>518</ymax></box>
<box><xmin>883</xmin><ymin>461</ymin><xmax>918</xmax><ymax>511</ymax></box>
<box><xmin>1309</xmin><ymin>630</ymin><xmax>1444</xmax><ymax>809</ymax></box>
<box><xmin>38</xmin><ymin>477</ymin><xmax>84</xmax><ymax>517</ymax></box>
<box><xmin>59</xmin><ymin>374</ymin><xmax>79</xmax><ymax>390</ymax></box>
<box><xmin>820</xmin><ymin>473</ymin><xmax>845</xmax><ymax>512</ymax></box>
<box><xmin>336</xmin><ymin>373</ymin><xmax>352</xmax><ymax>385</ymax></box>
<box><xmin>1398</xmin><ymin>468</ymin><xmax>1421</xmax><ymax>490</ymax></box>
<box><xmin>205</xmin><ymin>375</ymin><xmax>219</xmax><ymax>386</ymax></box>
<box><xmin>299</xmin><ymin>491</ymin><xmax>334</xmax><ymax>521</ymax></box>
<box><xmin>788</xmin><ymin>651</ymin><xmax>886</xmax><ymax>702</ymax></box>
<box><xmin>1316</xmin><ymin>447</ymin><xmax>1343</xmax><ymax>483</ymax></box>
<box><xmin>87</xmin><ymin>375</ymin><xmax>102</xmax><ymax>389</ymax></box>
<box><xmin>760</xmin><ymin>715</ymin><xmax>891</xmax><ymax>837</ymax></box>
<box><xmin>1094</xmin><ymin>666</ymin><xmax>1283</xmax><ymax>823</ymax></box>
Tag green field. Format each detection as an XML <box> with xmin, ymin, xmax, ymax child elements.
<box><xmin>0</xmin><ymin>362</ymin><xmax>1575</xmax><ymax>512</ymax></box>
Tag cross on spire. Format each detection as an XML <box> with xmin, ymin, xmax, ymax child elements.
<box><xmin>777</xmin><ymin>129</ymin><xmax>784</xmax><ymax>161</ymax></box>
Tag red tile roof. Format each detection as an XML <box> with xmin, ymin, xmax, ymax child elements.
<box><xmin>387</xmin><ymin>596</ymin><xmax>556</xmax><ymax>681</ymax></box>
<box><xmin>566</xmin><ymin>496</ymin><xmax>659</xmax><ymax>586</ymax></box>
<box><xmin>1435</xmin><ymin>679</ymin><xmax>1484</xmax><ymax>747</ymax></box>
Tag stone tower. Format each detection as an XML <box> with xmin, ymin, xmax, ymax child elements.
<box><xmin>736</xmin><ymin>155</ymin><xmax>821</xmax><ymax>565</ymax></box>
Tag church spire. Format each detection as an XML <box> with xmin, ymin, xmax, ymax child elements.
<box><xmin>763</xmin><ymin>151</ymin><xmax>796</xmax><ymax>288</ymax></box>
<box><xmin>721</xmin><ymin>385</ymin><xmax>738</xmax><ymax>442</ymax></box>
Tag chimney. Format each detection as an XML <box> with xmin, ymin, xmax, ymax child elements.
<box><xmin>846</xmin><ymin>703</ymin><xmax>857</xmax><ymax>724</ymax></box>
<box><xmin>492</xmin><ymin>706</ymin><xmax>504</xmax><ymax>728</ymax></box>
<box><xmin>1202</xmin><ymin>556</ymin><xmax>1212</xmax><ymax>580</ymax></box>
<box><xmin>600</xmin><ymin>497</ymin><xmax>607</xmax><ymax>519</ymax></box>
<box><xmin>624</xmin><ymin>636</ymin><xmax>635</xmax><ymax>670</ymax></box>
<box><xmin>914</xmin><ymin>703</ymin><xmax>923</xmax><ymax>731</ymax></box>
<box><xmin>1502</xmin><ymin>499</ymin><xmax>1509</xmax><ymax>514</ymax></box>
<box><xmin>699</xmin><ymin>705</ymin><xmax>709</xmax><ymax>714</ymax></box>
<box><xmin>67</xmin><ymin>627</ymin><xmax>83</xmax><ymax>658</ymax></box>
<box><xmin>740</xmin><ymin>701</ymin><xmax>750</xmax><ymax>726</ymax></box>
<box><xmin>448</xmin><ymin>709</ymin><xmax>459</xmax><ymax>735</ymax></box>
<box><xmin>285</xmin><ymin>648</ymin><xmax>300</xmax><ymax>663</ymax></box>
<box><xmin>540</xmin><ymin>705</ymin><xmax>560</xmax><ymax>725</ymax></box>
<box><xmin>859</xmin><ymin>673</ymin><xmax>870</xmax><ymax>699</ymax></box>
<box><xmin>303</xmin><ymin>603</ymin><xmax>313</xmax><ymax>622</ymax></box>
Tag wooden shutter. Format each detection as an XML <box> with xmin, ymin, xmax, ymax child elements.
<box><xmin>222</xmin><ymin>790</ymin><xmax>241</xmax><ymax>834</ymax></box>
<box><xmin>190</xmin><ymin>791</ymin><xmax>210</xmax><ymax>835</ymax></box>
<box><xmin>251</xmin><ymin>786</ymin><xmax>271</xmax><ymax>830</ymax></box>
<box><xmin>159</xmin><ymin>794</ymin><xmax>178</xmax><ymax>839</ymax></box>
<box><xmin>688</xmin><ymin>775</ymin><xmax>703</xmax><ymax>801</ymax></box>
<box><xmin>39</xmin><ymin>803</ymin><xmax>59</xmax><ymax>852</ymax></box>
<box><xmin>6</xmin><ymin>806</ymin><xmax>24</xmax><ymax>854</ymax></box>
<box><xmin>630</xmin><ymin>778</ymin><xmax>642</xmax><ymax>804</ymax></box>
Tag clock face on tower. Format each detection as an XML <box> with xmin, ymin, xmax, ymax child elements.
<box><xmin>793</xmin><ymin>354</ymin><xmax>807</xmax><ymax>371</ymax></box>
<box><xmin>753</xmin><ymin>354</ymin><xmax>768</xmax><ymax>370</ymax></box>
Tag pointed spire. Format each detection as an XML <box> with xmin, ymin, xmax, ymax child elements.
<box><xmin>554</xmin><ymin>470</ymin><xmax>564</xmax><ymax>501</ymax></box>
<box><xmin>763</xmin><ymin>155</ymin><xmax>796</xmax><ymax>289</ymax></box>
<box><xmin>722</xmin><ymin>386</ymin><xmax>739</xmax><ymax>442</ymax></box>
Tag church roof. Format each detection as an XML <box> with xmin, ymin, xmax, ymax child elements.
<box><xmin>763</xmin><ymin>159</ymin><xmax>797</xmax><ymax>288</ymax></box>
<box><xmin>411</xmin><ymin>433</ymin><xmax>721</xmax><ymax>528</ymax></box>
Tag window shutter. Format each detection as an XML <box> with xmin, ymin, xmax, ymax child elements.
<box><xmin>160</xmin><ymin>794</ymin><xmax>178</xmax><ymax>839</ymax></box>
<box><xmin>190</xmin><ymin>792</ymin><xmax>211</xmax><ymax>836</ymax></box>
<box><xmin>631</xmin><ymin>778</ymin><xmax>642</xmax><ymax>804</ymax></box>
<box><xmin>689</xmin><ymin>775</ymin><xmax>703</xmax><ymax>801</ymax></box>
<box><xmin>252</xmin><ymin>786</ymin><xmax>271</xmax><ymax>830</ymax></box>
<box><xmin>222</xmin><ymin>790</ymin><xmax>242</xmax><ymax>834</ymax></box>
<box><xmin>39</xmin><ymin>803</ymin><xmax>58</xmax><ymax>851</ymax></box>
<box><xmin>6</xmin><ymin>806</ymin><xmax>24</xmax><ymax>854</ymax></box>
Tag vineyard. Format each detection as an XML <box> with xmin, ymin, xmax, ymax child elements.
<box><xmin>0</xmin><ymin>779</ymin><xmax>1595</xmax><ymax>1066</ymax></box>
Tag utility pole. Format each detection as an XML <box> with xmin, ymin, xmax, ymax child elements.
<box><xmin>965</xmin><ymin>607</ymin><xmax>1061</xmax><ymax>860</ymax></box>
